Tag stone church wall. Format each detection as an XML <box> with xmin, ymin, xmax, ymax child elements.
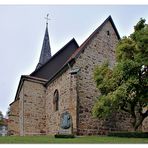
<box><xmin>142</xmin><ymin>116</ymin><xmax>148</xmax><ymax>131</ymax></box>
<box><xmin>73</xmin><ymin>20</ymin><xmax>134</xmax><ymax>135</ymax></box>
<box><xmin>9</xmin><ymin>78</ymin><xmax>46</xmax><ymax>136</ymax></box>
<box><xmin>19</xmin><ymin>84</ymin><xmax>24</xmax><ymax>136</ymax></box>
<box><xmin>21</xmin><ymin>80</ymin><xmax>46</xmax><ymax>135</ymax></box>
<box><xmin>8</xmin><ymin>100</ymin><xmax>20</xmax><ymax>135</ymax></box>
<box><xmin>46</xmin><ymin>69</ymin><xmax>78</xmax><ymax>135</ymax></box>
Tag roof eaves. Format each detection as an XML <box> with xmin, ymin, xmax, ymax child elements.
<box><xmin>24</xmin><ymin>75</ymin><xmax>48</xmax><ymax>82</ymax></box>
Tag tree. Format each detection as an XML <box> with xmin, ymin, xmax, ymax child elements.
<box><xmin>0</xmin><ymin>111</ymin><xmax>4</xmax><ymax>125</ymax></box>
<box><xmin>92</xmin><ymin>18</ymin><xmax>148</xmax><ymax>131</ymax></box>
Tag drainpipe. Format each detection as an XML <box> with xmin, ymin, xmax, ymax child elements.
<box><xmin>68</xmin><ymin>61</ymin><xmax>80</xmax><ymax>135</ymax></box>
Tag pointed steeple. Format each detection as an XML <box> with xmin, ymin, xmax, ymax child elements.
<box><xmin>36</xmin><ymin>18</ymin><xmax>51</xmax><ymax>70</ymax></box>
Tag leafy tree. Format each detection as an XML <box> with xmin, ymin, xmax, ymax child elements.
<box><xmin>0</xmin><ymin>111</ymin><xmax>4</xmax><ymax>125</ymax></box>
<box><xmin>92</xmin><ymin>18</ymin><xmax>148</xmax><ymax>131</ymax></box>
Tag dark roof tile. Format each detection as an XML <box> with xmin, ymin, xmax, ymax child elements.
<box><xmin>36</xmin><ymin>24</ymin><xmax>52</xmax><ymax>70</ymax></box>
<box><xmin>30</xmin><ymin>38</ymin><xmax>79</xmax><ymax>80</ymax></box>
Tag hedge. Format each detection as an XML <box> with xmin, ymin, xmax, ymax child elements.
<box><xmin>54</xmin><ymin>134</ymin><xmax>75</xmax><ymax>138</ymax></box>
<box><xmin>108</xmin><ymin>132</ymin><xmax>148</xmax><ymax>138</ymax></box>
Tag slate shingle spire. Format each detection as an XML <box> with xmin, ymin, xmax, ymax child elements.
<box><xmin>36</xmin><ymin>18</ymin><xmax>51</xmax><ymax>70</ymax></box>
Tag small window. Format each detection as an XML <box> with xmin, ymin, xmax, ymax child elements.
<box><xmin>53</xmin><ymin>89</ymin><xmax>59</xmax><ymax>111</ymax></box>
<box><xmin>107</xmin><ymin>31</ymin><xmax>110</xmax><ymax>36</ymax></box>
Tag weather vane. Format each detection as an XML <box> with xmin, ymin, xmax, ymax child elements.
<box><xmin>45</xmin><ymin>14</ymin><xmax>50</xmax><ymax>25</ymax></box>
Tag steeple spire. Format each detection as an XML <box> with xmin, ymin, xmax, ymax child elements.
<box><xmin>36</xmin><ymin>14</ymin><xmax>51</xmax><ymax>70</ymax></box>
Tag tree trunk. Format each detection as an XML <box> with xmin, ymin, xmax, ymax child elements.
<box><xmin>133</xmin><ymin>116</ymin><xmax>145</xmax><ymax>131</ymax></box>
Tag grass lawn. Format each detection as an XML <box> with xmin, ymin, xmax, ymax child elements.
<box><xmin>0</xmin><ymin>135</ymin><xmax>147</xmax><ymax>144</ymax></box>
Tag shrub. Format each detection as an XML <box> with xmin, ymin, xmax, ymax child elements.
<box><xmin>108</xmin><ymin>132</ymin><xmax>148</xmax><ymax>138</ymax></box>
<box><xmin>54</xmin><ymin>134</ymin><xmax>75</xmax><ymax>138</ymax></box>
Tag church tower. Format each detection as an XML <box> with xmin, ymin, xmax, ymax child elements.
<box><xmin>36</xmin><ymin>15</ymin><xmax>51</xmax><ymax>70</ymax></box>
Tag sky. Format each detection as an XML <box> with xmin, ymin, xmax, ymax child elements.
<box><xmin>0</xmin><ymin>5</ymin><xmax>148</xmax><ymax>116</ymax></box>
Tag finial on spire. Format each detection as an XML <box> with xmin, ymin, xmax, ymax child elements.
<box><xmin>45</xmin><ymin>13</ymin><xmax>50</xmax><ymax>26</ymax></box>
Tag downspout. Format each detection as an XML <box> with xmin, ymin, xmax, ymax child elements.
<box><xmin>68</xmin><ymin>60</ymin><xmax>80</xmax><ymax>135</ymax></box>
<box><xmin>22</xmin><ymin>82</ymin><xmax>24</xmax><ymax>136</ymax></box>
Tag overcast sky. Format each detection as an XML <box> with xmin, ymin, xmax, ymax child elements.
<box><xmin>0</xmin><ymin>5</ymin><xmax>148</xmax><ymax>116</ymax></box>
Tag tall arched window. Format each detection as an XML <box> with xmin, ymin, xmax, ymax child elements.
<box><xmin>53</xmin><ymin>89</ymin><xmax>59</xmax><ymax>111</ymax></box>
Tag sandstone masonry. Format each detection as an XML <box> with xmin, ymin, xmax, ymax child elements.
<box><xmin>9</xmin><ymin>77</ymin><xmax>47</xmax><ymax>135</ymax></box>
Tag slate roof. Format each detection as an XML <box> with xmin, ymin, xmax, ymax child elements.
<box><xmin>45</xmin><ymin>15</ymin><xmax>120</xmax><ymax>86</ymax></box>
<box><xmin>30</xmin><ymin>38</ymin><xmax>79</xmax><ymax>80</ymax></box>
<box><xmin>36</xmin><ymin>24</ymin><xmax>52</xmax><ymax>70</ymax></box>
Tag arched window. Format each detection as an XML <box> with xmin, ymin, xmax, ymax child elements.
<box><xmin>53</xmin><ymin>89</ymin><xmax>59</xmax><ymax>111</ymax></box>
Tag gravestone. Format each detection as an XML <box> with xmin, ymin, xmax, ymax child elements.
<box><xmin>58</xmin><ymin>111</ymin><xmax>73</xmax><ymax>135</ymax></box>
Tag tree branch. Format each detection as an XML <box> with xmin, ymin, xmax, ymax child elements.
<box><xmin>121</xmin><ymin>106</ymin><xmax>130</xmax><ymax>113</ymax></box>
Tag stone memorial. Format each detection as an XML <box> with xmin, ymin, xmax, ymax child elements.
<box><xmin>59</xmin><ymin>111</ymin><xmax>73</xmax><ymax>135</ymax></box>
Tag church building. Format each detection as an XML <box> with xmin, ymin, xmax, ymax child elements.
<box><xmin>8</xmin><ymin>16</ymin><xmax>148</xmax><ymax>136</ymax></box>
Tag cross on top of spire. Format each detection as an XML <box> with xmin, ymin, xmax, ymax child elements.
<box><xmin>45</xmin><ymin>13</ymin><xmax>50</xmax><ymax>26</ymax></box>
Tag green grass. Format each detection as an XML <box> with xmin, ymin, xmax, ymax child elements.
<box><xmin>0</xmin><ymin>135</ymin><xmax>148</xmax><ymax>144</ymax></box>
